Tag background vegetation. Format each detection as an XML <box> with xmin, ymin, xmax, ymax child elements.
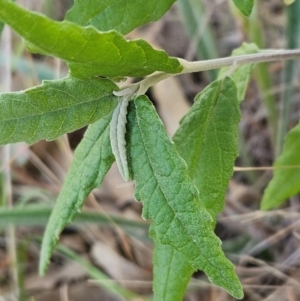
<box><xmin>0</xmin><ymin>0</ymin><xmax>300</xmax><ymax>300</ymax></box>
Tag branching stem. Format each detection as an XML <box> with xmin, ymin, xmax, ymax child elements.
<box><xmin>178</xmin><ymin>49</ymin><xmax>300</xmax><ymax>74</ymax></box>
<box><xmin>117</xmin><ymin>48</ymin><xmax>300</xmax><ymax>97</ymax></box>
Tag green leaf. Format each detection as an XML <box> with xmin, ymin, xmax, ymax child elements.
<box><xmin>0</xmin><ymin>22</ymin><xmax>4</xmax><ymax>38</ymax></box>
<box><xmin>127</xmin><ymin>96</ymin><xmax>243</xmax><ymax>299</ymax></box>
<box><xmin>173</xmin><ymin>78</ymin><xmax>241</xmax><ymax>222</ymax></box>
<box><xmin>284</xmin><ymin>0</ymin><xmax>296</xmax><ymax>5</ymax></box>
<box><xmin>0</xmin><ymin>0</ymin><xmax>15</xmax><ymax>39</ymax></box>
<box><xmin>39</xmin><ymin>112</ymin><xmax>115</xmax><ymax>275</ymax></box>
<box><xmin>218</xmin><ymin>43</ymin><xmax>259</xmax><ymax>101</ymax></box>
<box><xmin>0</xmin><ymin>0</ymin><xmax>182</xmax><ymax>79</ymax></box>
<box><xmin>157</xmin><ymin>54</ymin><xmax>250</xmax><ymax>301</ymax></box>
<box><xmin>151</xmin><ymin>226</ymin><xmax>194</xmax><ymax>301</ymax></box>
<box><xmin>0</xmin><ymin>76</ymin><xmax>117</xmax><ymax>145</ymax></box>
<box><xmin>232</xmin><ymin>0</ymin><xmax>254</xmax><ymax>16</ymax></box>
<box><xmin>261</xmin><ymin>122</ymin><xmax>300</xmax><ymax>210</ymax></box>
<box><xmin>66</xmin><ymin>0</ymin><xmax>176</xmax><ymax>35</ymax></box>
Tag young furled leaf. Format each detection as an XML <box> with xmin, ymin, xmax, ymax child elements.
<box><xmin>40</xmin><ymin>111</ymin><xmax>116</xmax><ymax>275</ymax></box>
<box><xmin>127</xmin><ymin>96</ymin><xmax>243</xmax><ymax>299</ymax></box>
<box><xmin>66</xmin><ymin>0</ymin><xmax>176</xmax><ymax>35</ymax></box>
<box><xmin>173</xmin><ymin>78</ymin><xmax>241</xmax><ymax>222</ymax></box>
<box><xmin>0</xmin><ymin>0</ymin><xmax>182</xmax><ymax>79</ymax></box>
<box><xmin>110</xmin><ymin>94</ymin><xmax>131</xmax><ymax>181</ymax></box>
<box><xmin>0</xmin><ymin>76</ymin><xmax>118</xmax><ymax>145</ymax></box>
<box><xmin>261</xmin><ymin>122</ymin><xmax>300</xmax><ymax>210</ymax></box>
<box><xmin>232</xmin><ymin>0</ymin><xmax>254</xmax><ymax>16</ymax></box>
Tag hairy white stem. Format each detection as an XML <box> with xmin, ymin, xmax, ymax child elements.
<box><xmin>122</xmin><ymin>48</ymin><xmax>300</xmax><ymax>96</ymax></box>
<box><xmin>113</xmin><ymin>87</ymin><xmax>137</xmax><ymax>97</ymax></box>
<box><xmin>178</xmin><ymin>49</ymin><xmax>300</xmax><ymax>74</ymax></box>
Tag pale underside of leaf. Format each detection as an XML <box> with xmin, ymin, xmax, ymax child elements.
<box><xmin>173</xmin><ymin>77</ymin><xmax>240</xmax><ymax>222</ymax></box>
<box><xmin>39</xmin><ymin>111</ymin><xmax>116</xmax><ymax>275</ymax></box>
<box><xmin>218</xmin><ymin>43</ymin><xmax>259</xmax><ymax>102</ymax></box>
<box><xmin>66</xmin><ymin>0</ymin><xmax>177</xmax><ymax>35</ymax></box>
<box><xmin>232</xmin><ymin>0</ymin><xmax>254</xmax><ymax>16</ymax></box>
<box><xmin>110</xmin><ymin>96</ymin><xmax>131</xmax><ymax>181</ymax></box>
<box><xmin>127</xmin><ymin>96</ymin><xmax>243</xmax><ymax>299</ymax></box>
<box><xmin>261</xmin><ymin>122</ymin><xmax>300</xmax><ymax>210</ymax></box>
<box><xmin>0</xmin><ymin>76</ymin><xmax>118</xmax><ymax>145</ymax></box>
<box><xmin>0</xmin><ymin>0</ymin><xmax>182</xmax><ymax>79</ymax></box>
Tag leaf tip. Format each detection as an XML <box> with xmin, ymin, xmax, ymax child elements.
<box><xmin>39</xmin><ymin>223</ymin><xmax>61</xmax><ymax>277</ymax></box>
<box><xmin>38</xmin><ymin>262</ymin><xmax>47</xmax><ymax>277</ymax></box>
<box><xmin>232</xmin><ymin>282</ymin><xmax>244</xmax><ymax>300</ymax></box>
<box><xmin>222</xmin><ymin>275</ymin><xmax>244</xmax><ymax>300</ymax></box>
<box><xmin>213</xmin><ymin>270</ymin><xmax>244</xmax><ymax>300</ymax></box>
<box><xmin>260</xmin><ymin>187</ymin><xmax>280</xmax><ymax>211</ymax></box>
<box><xmin>260</xmin><ymin>200</ymin><xmax>272</xmax><ymax>211</ymax></box>
<box><xmin>38</xmin><ymin>245</ymin><xmax>51</xmax><ymax>276</ymax></box>
<box><xmin>234</xmin><ymin>290</ymin><xmax>244</xmax><ymax>300</ymax></box>
<box><xmin>232</xmin><ymin>0</ymin><xmax>254</xmax><ymax>17</ymax></box>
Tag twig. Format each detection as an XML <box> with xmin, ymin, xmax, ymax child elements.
<box><xmin>117</xmin><ymin>48</ymin><xmax>300</xmax><ymax>97</ymax></box>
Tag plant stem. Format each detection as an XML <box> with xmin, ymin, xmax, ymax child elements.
<box><xmin>132</xmin><ymin>49</ymin><xmax>300</xmax><ymax>96</ymax></box>
<box><xmin>178</xmin><ymin>49</ymin><xmax>300</xmax><ymax>74</ymax></box>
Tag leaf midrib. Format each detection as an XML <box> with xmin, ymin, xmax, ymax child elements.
<box><xmin>188</xmin><ymin>81</ymin><xmax>221</xmax><ymax>181</ymax></box>
<box><xmin>0</xmin><ymin>90</ymin><xmax>112</xmax><ymax>123</ymax></box>
<box><xmin>135</xmin><ymin>101</ymin><xmax>221</xmax><ymax>272</ymax></box>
